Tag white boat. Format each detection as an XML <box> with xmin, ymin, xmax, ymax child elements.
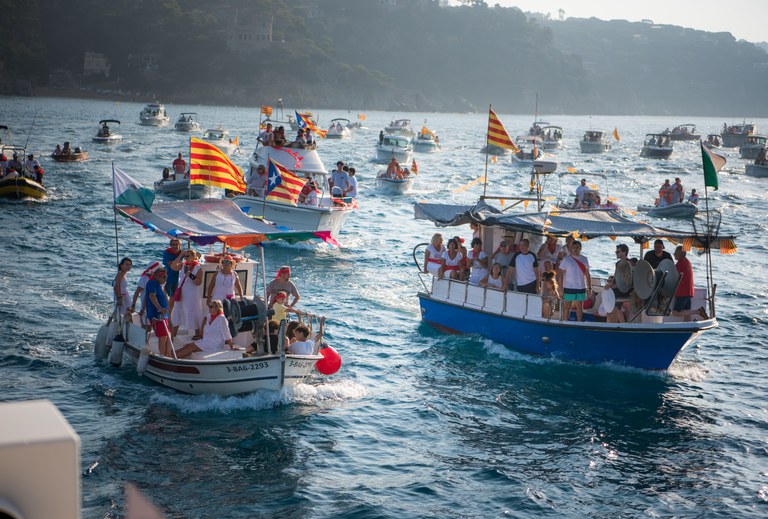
<box><xmin>174</xmin><ymin>112</ymin><xmax>203</xmax><ymax>132</ymax></box>
<box><xmin>636</xmin><ymin>202</ymin><xmax>699</xmax><ymax>219</ymax></box>
<box><xmin>665</xmin><ymin>123</ymin><xmax>700</xmax><ymax>141</ymax></box>
<box><xmin>556</xmin><ymin>171</ymin><xmax>618</xmax><ymax>210</ymax></box>
<box><xmin>153</xmin><ymin>176</ymin><xmax>213</xmax><ymax>199</ymax></box>
<box><xmin>326</xmin><ymin>118</ymin><xmax>352</xmax><ymax>139</ymax></box>
<box><xmin>580</xmin><ymin>130</ymin><xmax>612</xmax><ymax>153</ymax></box>
<box><xmin>101</xmin><ymin>199</ymin><xmax>341</xmax><ymax>396</ymax></box>
<box><xmin>640</xmin><ymin>133</ymin><xmax>674</xmax><ymax>159</ymax></box>
<box><xmin>510</xmin><ymin>136</ymin><xmax>543</xmax><ymax>166</ymax></box>
<box><xmin>92</xmin><ymin>119</ymin><xmax>123</xmax><ymax>143</ymax></box>
<box><xmin>745</xmin><ymin>149</ymin><xmax>768</xmax><ymax>177</ymax></box>
<box><xmin>376</xmin><ymin>134</ymin><xmax>414</xmax><ymax>164</ymax></box>
<box><xmin>384</xmin><ymin>118</ymin><xmax>416</xmax><ymax>138</ymax></box>
<box><xmin>739</xmin><ymin>135</ymin><xmax>767</xmax><ymax>160</ymax></box>
<box><xmin>347</xmin><ymin>119</ymin><xmax>368</xmax><ymax>130</ymax></box>
<box><xmin>138</xmin><ymin>103</ymin><xmax>170</xmax><ymax>126</ymax></box>
<box><xmin>376</xmin><ymin>170</ymin><xmax>415</xmax><ymax>193</ymax></box>
<box><xmin>721</xmin><ymin>122</ymin><xmax>757</xmax><ymax>148</ymax></box>
<box><xmin>202</xmin><ymin>127</ymin><xmax>239</xmax><ymax>156</ymax></box>
<box><xmin>413</xmin><ymin>127</ymin><xmax>441</xmax><ymax>153</ymax></box>
<box><xmin>540</xmin><ymin>125</ymin><xmax>563</xmax><ymax>150</ymax></box>
<box><xmin>233</xmin><ymin>145</ymin><xmax>356</xmax><ymax>239</ymax></box>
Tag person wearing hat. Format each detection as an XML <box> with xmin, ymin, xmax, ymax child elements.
<box><xmin>643</xmin><ymin>239</ymin><xmax>673</xmax><ymax>269</ymax></box>
<box><xmin>247</xmin><ymin>163</ymin><xmax>267</xmax><ymax>198</ymax></box>
<box><xmin>266</xmin><ymin>266</ymin><xmax>300</xmax><ymax>308</ymax></box>
<box><xmin>329</xmin><ymin>161</ymin><xmax>349</xmax><ymax>197</ymax></box>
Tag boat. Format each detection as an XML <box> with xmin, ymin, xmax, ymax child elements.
<box><xmin>376</xmin><ymin>169</ymin><xmax>415</xmax><ymax>194</ymax></box>
<box><xmin>233</xmin><ymin>145</ymin><xmax>356</xmax><ymax>239</ymax></box>
<box><xmin>100</xmin><ymin>198</ymin><xmax>341</xmax><ymax>396</ymax></box>
<box><xmin>326</xmin><ymin>118</ymin><xmax>352</xmax><ymax>139</ymax></box>
<box><xmin>703</xmin><ymin>134</ymin><xmax>722</xmax><ymax>149</ymax></box>
<box><xmin>92</xmin><ymin>119</ymin><xmax>122</xmax><ymax>143</ymax></box>
<box><xmin>202</xmin><ymin>127</ymin><xmax>239</xmax><ymax>156</ymax></box>
<box><xmin>0</xmin><ymin>145</ymin><xmax>47</xmax><ymax>200</ymax></box>
<box><xmin>153</xmin><ymin>175</ymin><xmax>213</xmax><ymax>199</ymax></box>
<box><xmin>510</xmin><ymin>136</ymin><xmax>543</xmax><ymax>166</ymax></box>
<box><xmin>745</xmin><ymin>146</ymin><xmax>768</xmax><ymax>178</ymax></box>
<box><xmin>480</xmin><ymin>144</ymin><xmax>510</xmax><ymax>156</ymax></box>
<box><xmin>721</xmin><ymin>122</ymin><xmax>757</xmax><ymax>148</ymax></box>
<box><xmin>556</xmin><ymin>171</ymin><xmax>618</xmax><ymax>210</ymax></box>
<box><xmin>288</xmin><ymin>111</ymin><xmax>315</xmax><ymax>132</ymax></box>
<box><xmin>540</xmin><ymin>125</ymin><xmax>563</xmax><ymax>150</ymax></box>
<box><xmin>50</xmin><ymin>145</ymin><xmax>88</xmax><ymax>162</ymax></box>
<box><xmin>138</xmin><ymin>103</ymin><xmax>170</xmax><ymax>126</ymax></box>
<box><xmin>347</xmin><ymin>119</ymin><xmax>368</xmax><ymax>131</ymax></box>
<box><xmin>174</xmin><ymin>112</ymin><xmax>203</xmax><ymax>132</ymax></box>
<box><xmin>412</xmin><ymin>199</ymin><xmax>733</xmax><ymax>370</ymax></box>
<box><xmin>665</xmin><ymin>124</ymin><xmax>701</xmax><ymax>141</ymax></box>
<box><xmin>636</xmin><ymin>202</ymin><xmax>699</xmax><ymax>219</ymax></box>
<box><xmin>640</xmin><ymin>133</ymin><xmax>674</xmax><ymax>159</ymax></box>
<box><xmin>384</xmin><ymin>119</ymin><xmax>416</xmax><ymax>139</ymax></box>
<box><xmin>738</xmin><ymin>135</ymin><xmax>767</xmax><ymax>160</ymax></box>
<box><xmin>579</xmin><ymin>130</ymin><xmax>612</xmax><ymax>153</ymax></box>
<box><xmin>413</xmin><ymin>126</ymin><xmax>441</xmax><ymax>153</ymax></box>
<box><xmin>376</xmin><ymin>134</ymin><xmax>414</xmax><ymax>164</ymax></box>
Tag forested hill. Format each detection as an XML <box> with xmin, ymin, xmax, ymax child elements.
<box><xmin>2</xmin><ymin>0</ymin><xmax>767</xmax><ymax>116</ymax></box>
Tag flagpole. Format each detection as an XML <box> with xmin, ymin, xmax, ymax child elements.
<box><xmin>700</xmin><ymin>140</ymin><xmax>715</xmax><ymax>318</ymax></box>
<box><xmin>111</xmin><ymin>162</ymin><xmax>120</xmax><ymax>266</ymax></box>
<box><xmin>262</xmin><ymin>154</ymin><xmax>270</xmax><ymax>216</ymax></box>
<box><xmin>483</xmin><ymin>105</ymin><xmax>491</xmax><ymax>198</ymax></box>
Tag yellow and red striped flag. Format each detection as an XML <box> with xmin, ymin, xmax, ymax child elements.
<box><xmin>266</xmin><ymin>158</ymin><xmax>304</xmax><ymax>205</ymax></box>
<box><xmin>261</xmin><ymin>105</ymin><xmax>272</xmax><ymax>116</ymax></box>
<box><xmin>411</xmin><ymin>159</ymin><xmax>418</xmax><ymax>175</ymax></box>
<box><xmin>189</xmin><ymin>137</ymin><xmax>246</xmax><ymax>193</ymax></box>
<box><xmin>487</xmin><ymin>107</ymin><xmax>520</xmax><ymax>152</ymax></box>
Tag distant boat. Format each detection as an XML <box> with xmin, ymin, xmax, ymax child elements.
<box><xmin>326</xmin><ymin>118</ymin><xmax>352</xmax><ymax>139</ymax></box>
<box><xmin>138</xmin><ymin>103</ymin><xmax>170</xmax><ymax>126</ymax></box>
<box><xmin>413</xmin><ymin>126</ymin><xmax>441</xmax><ymax>153</ymax></box>
<box><xmin>703</xmin><ymin>134</ymin><xmax>722</xmax><ymax>149</ymax></box>
<box><xmin>745</xmin><ymin>146</ymin><xmax>768</xmax><ymax>178</ymax></box>
<box><xmin>201</xmin><ymin>127</ymin><xmax>239</xmax><ymax>156</ymax></box>
<box><xmin>376</xmin><ymin>169</ymin><xmax>415</xmax><ymax>194</ymax></box>
<box><xmin>739</xmin><ymin>135</ymin><xmax>767</xmax><ymax>160</ymax></box>
<box><xmin>665</xmin><ymin>124</ymin><xmax>700</xmax><ymax>141</ymax></box>
<box><xmin>376</xmin><ymin>134</ymin><xmax>413</xmax><ymax>164</ymax></box>
<box><xmin>721</xmin><ymin>122</ymin><xmax>757</xmax><ymax>148</ymax></box>
<box><xmin>0</xmin><ymin>145</ymin><xmax>46</xmax><ymax>199</ymax></box>
<box><xmin>579</xmin><ymin>130</ymin><xmax>611</xmax><ymax>153</ymax></box>
<box><xmin>540</xmin><ymin>125</ymin><xmax>563</xmax><ymax>150</ymax></box>
<box><xmin>640</xmin><ymin>133</ymin><xmax>674</xmax><ymax>159</ymax></box>
<box><xmin>636</xmin><ymin>202</ymin><xmax>698</xmax><ymax>219</ymax></box>
<box><xmin>51</xmin><ymin>147</ymin><xmax>88</xmax><ymax>162</ymax></box>
<box><xmin>384</xmin><ymin>118</ymin><xmax>416</xmax><ymax>139</ymax></box>
<box><xmin>174</xmin><ymin>112</ymin><xmax>202</xmax><ymax>132</ymax></box>
<box><xmin>92</xmin><ymin>119</ymin><xmax>123</xmax><ymax>143</ymax></box>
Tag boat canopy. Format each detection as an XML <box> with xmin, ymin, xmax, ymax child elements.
<box><xmin>255</xmin><ymin>146</ymin><xmax>328</xmax><ymax>176</ymax></box>
<box><xmin>179</xmin><ymin>112</ymin><xmax>198</xmax><ymax>116</ymax></box>
<box><xmin>414</xmin><ymin>200</ymin><xmax>735</xmax><ymax>248</ymax></box>
<box><xmin>115</xmin><ymin>198</ymin><xmax>338</xmax><ymax>247</ymax></box>
<box><xmin>99</xmin><ymin>119</ymin><xmax>121</xmax><ymax>125</ymax></box>
<box><xmin>330</xmin><ymin>118</ymin><xmax>350</xmax><ymax>124</ymax></box>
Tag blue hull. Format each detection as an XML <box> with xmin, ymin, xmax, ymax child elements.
<box><xmin>418</xmin><ymin>294</ymin><xmax>705</xmax><ymax>369</ymax></box>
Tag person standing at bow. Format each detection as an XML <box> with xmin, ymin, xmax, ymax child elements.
<box><xmin>557</xmin><ymin>240</ymin><xmax>591</xmax><ymax>322</ymax></box>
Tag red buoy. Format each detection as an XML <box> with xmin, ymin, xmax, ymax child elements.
<box><xmin>315</xmin><ymin>346</ymin><xmax>342</xmax><ymax>375</ymax></box>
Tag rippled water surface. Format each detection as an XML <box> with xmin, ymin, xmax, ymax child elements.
<box><xmin>1</xmin><ymin>97</ymin><xmax>768</xmax><ymax>518</ymax></box>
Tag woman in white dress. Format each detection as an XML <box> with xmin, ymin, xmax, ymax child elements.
<box><xmin>171</xmin><ymin>250</ymin><xmax>204</xmax><ymax>338</ymax></box>
<box><xmin>423</xmin><ymin>233</ymin><xmax>445</xmax><ymax>276</ymax></box>
<box><xmin>175</xmin><ymin>300</ymin><xmax>237</xmax><ymax>358</ymax></box>
<box><xmin>439</xmin><ymin>238</ymin><xmax>464</xmax><ymax>280</ymax></box>
<box><xmin>467</xmin><ymin>238</ymin><xmax>488</xmax><ymax>285</ymax></box>
<box><xmin>206</xmin><ymin>255</ymin><xmax>244</xmax><ymax>305</ymax></box>
<box><xmin>113</xmin><ymin>257</ymin><xmax>133</xmax><ymax>317</ymax></box>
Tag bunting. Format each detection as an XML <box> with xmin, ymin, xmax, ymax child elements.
<box><xmin>487</xmin><ymin>107</ymin><xmax>520</xmax><ymax>152</ymax></box>
<box><xmin>266</xmin><ymin>158</ymin><xmax>305</xmax><ymax>205</ymax></box>
<box><xmin>189</xmin><ymin>137</ymin><xmax>246</xmax><ymax>193</ymax></box>
<box><xmin>295</xmin><ymin>111</ymin><xmax>327</xmax><ymax>138</ymax></box>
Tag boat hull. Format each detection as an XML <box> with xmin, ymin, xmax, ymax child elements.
<box><xmin>739</xmin><ymin>144</ymin><xmax>765</xmax><ymax>160</ymax></box>
<box><xmin>51</xmin><ymin>152</ymin><xmax>88</xmax><ymax>162</ymax></box>
<box><xmin>418</xmin><ymin>291</ymin><xmax>710</xmax><ymax>370</ymax></box>
<box><xmin>541</xmin><ymin>139</ymin><xmax>562</xmax><ymax>150</ymax></box>
<box><xmin>376</xmin><ymin>146</ymin><xmax>413</xmax><ymax>164</ymax></box>
<box><xmin>0</xmin><ymin>177</ymin><xmax>47</xmax><ymax>199</ymax></box>
<box><xmin>580</xmin><ymin>141</ymin><xmax>611</xmax><ymax>153</ymax></box>
<box><xmin>721</xmin><ymin>133</ymin><xmax>749</xmax><ymax>148</ymax></box>
<box><xmin>413</xmin><ymin>140</ymin><xmax>441</xmax><ymax>153</ymax></box>
<box><xmin>92</xmin><ymin>135</ymin><xmax>122</xmax><ymax>143</ymax></box>
<box><xmin>636</xmin><ymin>202</ymin><xmax>698</xmax><ymax>219</ymax></box>
<box><xmin>175</xmin><ymin>122</ymin><xmax>202</xmax><ymax>132</ymax></box>
<box><xmin>376</xmin><ymin>176</ymin><xmax>414</xmax><ymax>193</ymax></box>
<box><xmin>233</xmin><ymin>195</ymin><xmax>352</xmax><ymax>238</ymax></box>
<box><xmin>139</xmin><ymin>117</ymin><xmax>169</xmax><ymax>127</ymax></box>
<box><xmin>154</xmin><ymin>179</ymin><xmax>213</xmax><ymax>199</ymax></box>
<box><xmin>640</xmin><ymin>147</ymin><xmax>674</xmax><ymax>159</ymax></box>
<box><xmin>669</xmin><ymin>133</ymin><xmax>700</xmax><ymax>141</ymax></box>
<box><xmin>745</xmin><ymin>164</ymin><xmax>768</xmax><ymax>178</ymax></box>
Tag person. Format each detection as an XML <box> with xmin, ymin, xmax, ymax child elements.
<box><xmin>755</xmin><ymin>146</ymin><xmax>767</xmax><ymax>166</ymax></box>
<box><xmin>247</xmin><ymin>164</ymin><xmax>267</xmax><ymax>198</ymax></box>
<box><xmin>574</xmin><ymin>178</ymin><xmax>589</xmax><ymax>207</ymax></box>
<box><xmin>62</xmin><ymin>142</ymin><xmax>72</xmax><ymax>155</ymax></box>
<box><xmin>273</xmin><ymin>126</ymin><xmax>286</xmax><ymax>146</ymax></box>
<box><xmin>160</xmin><ymin>167</ymin><xmax>173</xmax><ymax>183</ymax></box>
<box><xmin>206</xmin><ymin>255</ymin><xmax>244</xmax><ymax>305</ymax></box>
<box><xmin>32</xmin><ymin>164</ymin><xmax>44</xmax><ymax>184</ymax></box>
<box><xmin>345</xmin><ymin>167</ymin><xmax>358</xmax><ymax>198</ymax></box>
<box><xmin>438</xmin><ymin>238</ymin><xmax>464</xmax><ymax>280</ymax></box>
<box><xmin>24</xmin><ymin>154</ymin><xmax>40</xmax><ymax>178</ymax></box>
<box><xmin>7</xmin><ymin>154</ymin><xmax>22</xmax><ymax>174</ymax></box>
<box><xmin>113</xmin><ymin>257</ymin><xmax>133</xmax><ymax>317</ymax></box>
<box><xmin>466</xmin><ymin>237</ymin><xmax>488</xmax><ymax>285</ymax></box>
<box><xmin>300</xmin><ymin>178</ymin><xmax>319</xmax><ymax>206</ymax></box>
<box><xmin>144</xmin><ymin>267</ymin><xmax>172</xmax><ymax>357</ymax></box>
<box><xmin>163</xmin><ymin>239</ymin><xmax>185</xmax><ymax>300</ymax></box>
<box><xmin>130</xmin><ymin>261</ymin><xmax>161</xmax><ymax>329</ymax></box>
<box><xmin>658</xmin><ymin>179</ymin><xmax>672</xmax><ymax>207</ymax></box>
<box><xmin>258</xmin><ymin>123</ymin><xmax>273</xmax><ymax>146</ymax></box>
<box><xmin>175</xmin><ymin>300</ymin><xmax>238</xmax><ymax>358</ymax></box>
<box><xmin>330</xmin><ymin>161</ymin><xmax>349</xmax><ymax>197</ymax></box>
<box><xmin>378</xmin><ymin>130</ymin><xmax>384</xmax><ymax>145</ymax></box>
<box><xmin>671</xmin><ymin>246</ymin><xmax>708</xmax><ymax>321</ymax></box>
<box><xmin>0</xmin><ymin>150</ymin><xmax>7</xmax><ymax>175</ymax></box>
<box><xmin>270</xmin><ymin>291</ymin><xmax>291</xmax><ymax>322</ymax></box>
<box><xmin>480</xmin><ymin>263</ymin><xmax>505</xmax><ymax>290</ymax></box>
<box><xmin>670</xmin><ymin>178</ymin><xmax>684</xmax><ymax>204</ymax></box>
<box><xmin>304</xmin><ymin>128</ymin><xmax>315</xmax><ymax>147</ymax></box>
<box><xmin>266</xmin><ymin>266</ymin><xmax>300</xmax><ymax>307</ymax></box>
<box><xmin>688</xmin><ymin>189</ymin><xmax>700</xmax><ymax>205</ymax></box>
<box><xmin>491</xmin><ymin>240</ymin><xmax>515</xmax><ymax>281</ymax></box>
<box><xmin>596</xmin><ymin>276</ymin><xmax>626</xmax><ymax>323</ymax></box>
<box><xmin>557</xmin><ymin>240</ymin><xmax>590</xmax><ymax>322</ymax></box>
<box><xmin>53</xmin><ymin>144</ymin><xmax>62</xmax><ymax>156</ymax></box>
<box><xmin>424</xmin><ymin>233</ymin><xmax>445</xmax><ymax>276</ymax></box>
<box><xmin>540</xmin><ymin>270</ymin><xmax>559</xmax><ymax>319</ymax></box>
<box><xmin>292</xmin><ymin>129</ymin><xmax>307</xmax><ymax>147</ymax></box>
<box><xmin>171</xmin><ymin>250</ymin><xmax>204</xmax><ymax>339</ymax></box>
<box><xmin>643</xmin><ymin>239</ymin><xmax>673</xmax><ymax>269</ymax></box>
<box><xmin>385</xmin><ymin>157</ymin><xmax>401</xmax><ymax>179</ymax></box>
<box><xmin>537</xmin><ymin>235</ymin><xmax>562</xmax><ymax>273</ymax></box>
<box><xmin>172</xmin><ymin>153</ymin><xmax>187</xmax><ymax>177</ymax></box>
<box><xmin>287</xmin><ymin>318</ymin><xmax>325</xmax><ymax>355</ymax></box>
<box><xmin>469</xmin><ymin>222</ymin><xmax>480</xmax><ymax>240</ymax></box>
<box><xmin>507</xmin><ymin>238</ymin><xmax>540</xmax><ymax>294</ymax></box>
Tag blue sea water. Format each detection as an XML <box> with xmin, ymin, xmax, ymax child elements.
<box><xmin>1</xmin><ymin>96</ymin><xmax>768</xmax><ymax>518</ymax></box>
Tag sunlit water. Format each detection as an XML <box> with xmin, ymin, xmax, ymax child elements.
<box><xmin>1</xmin><ymin>97</ymin><xmax>767</xmax><ymax>518</ymax></box>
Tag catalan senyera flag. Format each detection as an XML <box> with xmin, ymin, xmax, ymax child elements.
<box><xmin>487</xmin><ymin>107</ymin><xmax>520</xmax><ymax>152</ymax></box>
<box><xmin>295</xmin><ymin>111</ymin><xmax>327</xmax><ymax>138</ymax></box>
<box><xmin>411</xmin><ymin>159</ymin><xmax>418</xmax><ymax>175</ymax></box>
<box><xmin>189</xmin><ymin>137</ymin><xmax>246</xmax><ymax>193</ymax></box>
<box><xmin>266</xmin><ymin>158</ymin><xmax>304</xmax><ymax>205</ymax></box>
<box><xmin>613</xmin><ymin>127</ymin><xmax>621</xmax><ymax>142</ymax></box>
<box><xmin>261</xmin><ymin>105</ymin><xmax>272</xmax><ymax>116</ymax></box>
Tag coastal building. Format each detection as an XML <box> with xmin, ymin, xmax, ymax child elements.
<box><xmin>226</xmin><ymin>9</ymin><xmax>273</xmax><ymax>54</ymax></box>
<box><xmin>83</xmin><ymin>51</ymin><xmax>110</xmax><ymax>78</ymax></box>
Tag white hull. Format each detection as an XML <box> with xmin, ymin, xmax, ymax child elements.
<box><xmin>326</xmin><ymin>128</ymin><xmax>352</xmax><ymax>139</ymax></box>
<box><xmin>203</xmin><ymin>139</ymin><xmax>238</xmax><ymax>155</ymax></box>
<box><xmin>139</xmin><ymin>116</ymin><xmax>170</xmax><ymax>127</ymax></box>
<box><xmin>376</xmin><ymin>176</ymin><xmax>414</xmax><ymax>193</ymax></box>
<box><xmin>175</xmin><ymin>122</ymin><xmax>202</xmax><ymax>132</ymax></box>
<box><xmin>153</xmin><ymin>178</ymin><xmax>213</xmax><ymax>199</ymax></box>
<box><xmin>413</xmin><ymin>140</ymin><xmax>441</xmax><ymax>153</ymax></box>
<box><xmin>233</xmin><ymin>195</ymin><xmax>353</xmax><ymax>238</ymax></box>
<box><xmin>636</xmin><ymin>202</ymin><xmax>698</xmax><ymax>219</ymax></box>
<box><xmin>92</xmin><ymin>135</ymin><xmax>123</xmax><ymax>143</ymax></box>
<box><xmin>580</xmin><ymin>141</ymin><xmax>611</xmax><ymax>153</ymax></box>
<box><xmin>746</xmin><ymin>163</ymin><xmax>768</xmax><ymax>178</ymax></box>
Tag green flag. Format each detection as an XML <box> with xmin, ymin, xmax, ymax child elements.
<box><xmin>113</xmin><ymin>164</ymin><xmax>155</xmax><ymax>211</ymax></box>
<box><xmin>701</xmin><ymin>141</ymin><xmax>725</xmax><ymax>191</ymax></box>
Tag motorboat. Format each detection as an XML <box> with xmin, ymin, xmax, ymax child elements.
<box><xmin>98</xmin><ymin>198</ymin><xmax>342</xmax><ymax>396</ymax></box>
<box><xmin>745</xmin><ymin>146</ymin><xmax>768</xmax><ymax>177</ymax></box>
<box><xmin>556</xmin><ymin>171</ymin><xmax>618</xmax><ymax>210</ymax></box>
<box><xmin>739</xmin><ymin>135</ymin><xmax>767</xmax><ymax>160</ymax></box>
<box><xmin>376</xmin><ymin>134</ymin><xmax>414</xmax><ymax>164</ymax></box>
<box><xmin>665</xmin><ymin>124</ymin><xmax>700</xmax><ymax>141</ymax></box>
<box><xmin>413</xmin><ymin>199</ymin><xmax>733</xmax><ymax>370</ymax></box>
<box><xmin>138</xmin><ymin>103</ymin><xmax>170</xmax><ymax>126</ymax></box>
<box><xmin>347</xmin><ymin>119</ymin><xmax>368</xmax><ymax>130</ymax></box>
<box><xmin>92</xmin><ymin>119</ymin><xmax>122</xmax><ymax>143</ymax></box>
<box><xmin>153</xmin><ymin>173</ymin><xmax>213</xmax><ymax>199</ymax></box>
<box><xmin>326</xmin><ymin>118</ymin><xmax>352</xmax><ymax>139</ymax></box>
<box><xmin>174</xmin><ymin>112</ymin><xmax>203</xmax><ymax>132</ymax></box>
<box><xmin>636</xmin><ymin>202</ymin><xmax>699</xmax><ymax>219</ymax></box>
<box><xmin>510</xmin><ymin>136</ymin><xmax>543</xmax><ymax>166</ymax></box>
<box><xmin>384</xmin><ymin>118</ymin><xmax>416</xmax><ymax>138</ymax></box>
<box><xmin>202</xmin><ymin>127</ymin><xmax>239</xmax><ymax>156</ymax></box>
<box><xmin>579</xmin><ymin>130</ymin><xmax>611</xmax><ymax>153</ymax></box>
<box><xmin>540</xmin><ymin>125</ymin><xmax>563</xmax><ymax>150</ymax></box>
<box><xmin>413</xmin><ymin>127</ymin><xmax>441</xmax><ymax>153</ymax></box>
<box><xmin>233</xmin><ymin>145</ymin><xmax>356</xmax><ymax>239</ymax></box>
<box><xmin>703</xmin><ymin>134</ymin><xmax>722</xmax><ymax>149</ymax></box>
<box><xmin>376</xmin><ymin>169</ymin><xmax>415</xmax><ymax>194</ymax></box>
<box><xmin>721</xmin><ymin>122</ymin><xmax>757</xmax><ymax>148</ymax></box>
<box><xmin>640</xmin><ymin>133</ymin><xmax>674</xmax><ymax>159</ymax></box>
<box><xmin>0</xmin><ymin>145</ymin><xmax>46</xmax><ymax>200</ymax></box>
<box><xmin>51</xmin><ymin>145</ymin><xmax>88</xmax><ymax>162</ymax></box>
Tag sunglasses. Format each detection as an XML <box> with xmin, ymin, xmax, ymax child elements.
<box><xmin>222</xmin><ymin>260</ymin><xmax>233</xmax><ymax>265</ymax></box>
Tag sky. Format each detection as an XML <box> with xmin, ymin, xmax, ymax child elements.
<box><xmin>495</xmin><ymin>0</ymin><xmax>767</xmax><ymax>43</ymax></box>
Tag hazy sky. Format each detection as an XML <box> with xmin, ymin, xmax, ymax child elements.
<box><xmin>496</xmin><ymin>0</ymin><xmax>767</xmax><ymax>43</ymax></box>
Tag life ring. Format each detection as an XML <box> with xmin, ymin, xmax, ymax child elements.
<box><xmin>204</xmin><ymin>252</ymin><xmax>245</xmax><ymax>264</ymax></box>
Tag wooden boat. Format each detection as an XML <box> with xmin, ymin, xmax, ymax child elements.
<box><xmin>51</xmin><ymin>150</ymin><xmax>88</xmax><ymax>162</ymax></box>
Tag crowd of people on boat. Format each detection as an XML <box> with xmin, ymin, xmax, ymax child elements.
<box><xmin>0</xmin><ymin>151</ymin><xmax>44</xmax><ymax>183</ymax></box>
<box><xmin>655</xmin><ymin>177</ymin><xmax>686</xmax><ymax>207</ymax></box>
<box><xmin>380</xmin><ymin>157</ymin><xmax>412</xmax><ymax>180</ymax></box>
<box><xmin>422</xmin><ymin>228</ymin><xmax>708</xmax><ymax>323</ymax></box>
<box><xmin>257</xmin><ymin>123</ymin><xmax>316</xmax><ymax>149</ymax></box>
<box><xmin>245</xmin><ymin>159</ymin><xmax>357</xmax><ymax>204</ymax></box>
<box><xmin>97</xmin><ymin>122</ymin><xmax>111</xmax><ymax>137</ymax></box>
<box><xmin>646</xmin><ymin>135</ymin><xmax>671</xmax><ymax>147</ymax></box>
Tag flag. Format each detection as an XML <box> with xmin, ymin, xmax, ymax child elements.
<box><xmin>487</xmin><ymin>107</ymin><xmax>520</xmax><ymax>152</ymax></box>
<box><xmin>411</xmin><ymin>159</ymin><xmax>418</xmax><ymax>175</ymax></box>
<box><xmin>261</xmin><ymin>105</ymin><xmax>272</xmax><ymax>116</ymax></box>
<box><xmin>295</xmin><ymin>111</ymin><xmax>327</xmax><ymax>138</ymax></box>
<box><xmin>113</xmin><ymin>164</ymin><xmax>154</xmax><ymax>211</ymax></box>
<box><xmin>358</xmin><ymin>113</ymin><xmax>366</xmax><ymax>121</ymax></box>
<box><xmin>613</xmin><ymin>127</ymin><xmax>621</xmax><ymax>141</ymax></box>
<box><xmin>266</xmin><ymin>158</ymin><xmax>305</xmax><ymax>205</ymax></box>
<box><xmin>701</xmin><ymin>141</ymin><xmax>725</xmax><ymax>191</ymax></box>
<box><xmin>189</xmin><ymin>137</ymin><xmax>246</xmax><ymax>193</ymax></box>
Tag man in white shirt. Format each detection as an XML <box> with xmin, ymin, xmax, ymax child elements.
<box><xmin>288</xmin><ymin>318</ymin><xmax>325</xmax><ymax>355</ymax></box>
<box><xmin>574</xmin><ymin>178</ymin><xmax>588</xmax><ymax>207</ymax></box>
<box><xmin>247</xmin><ymin>164</ymin><xmax>267</xmax><ymax>198</ymax></box>
<box><xmin>507</xmin><ymin>238</ymin><xmax>540</xmax><ymax>294</ymax></box>
<box><xmin>329</xmin><ymin>161</ymin><xmax>349</xmax><ymax>197</ymax></box>
<box><xmin>345</xmin><ymin>167</ymin><xmax>358</xmax><ymax>198</ymax></box>
<box><xmin>557</xmin><ymin>240</ymin><xmax>591</xmax><ymax>322</ymax></box>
